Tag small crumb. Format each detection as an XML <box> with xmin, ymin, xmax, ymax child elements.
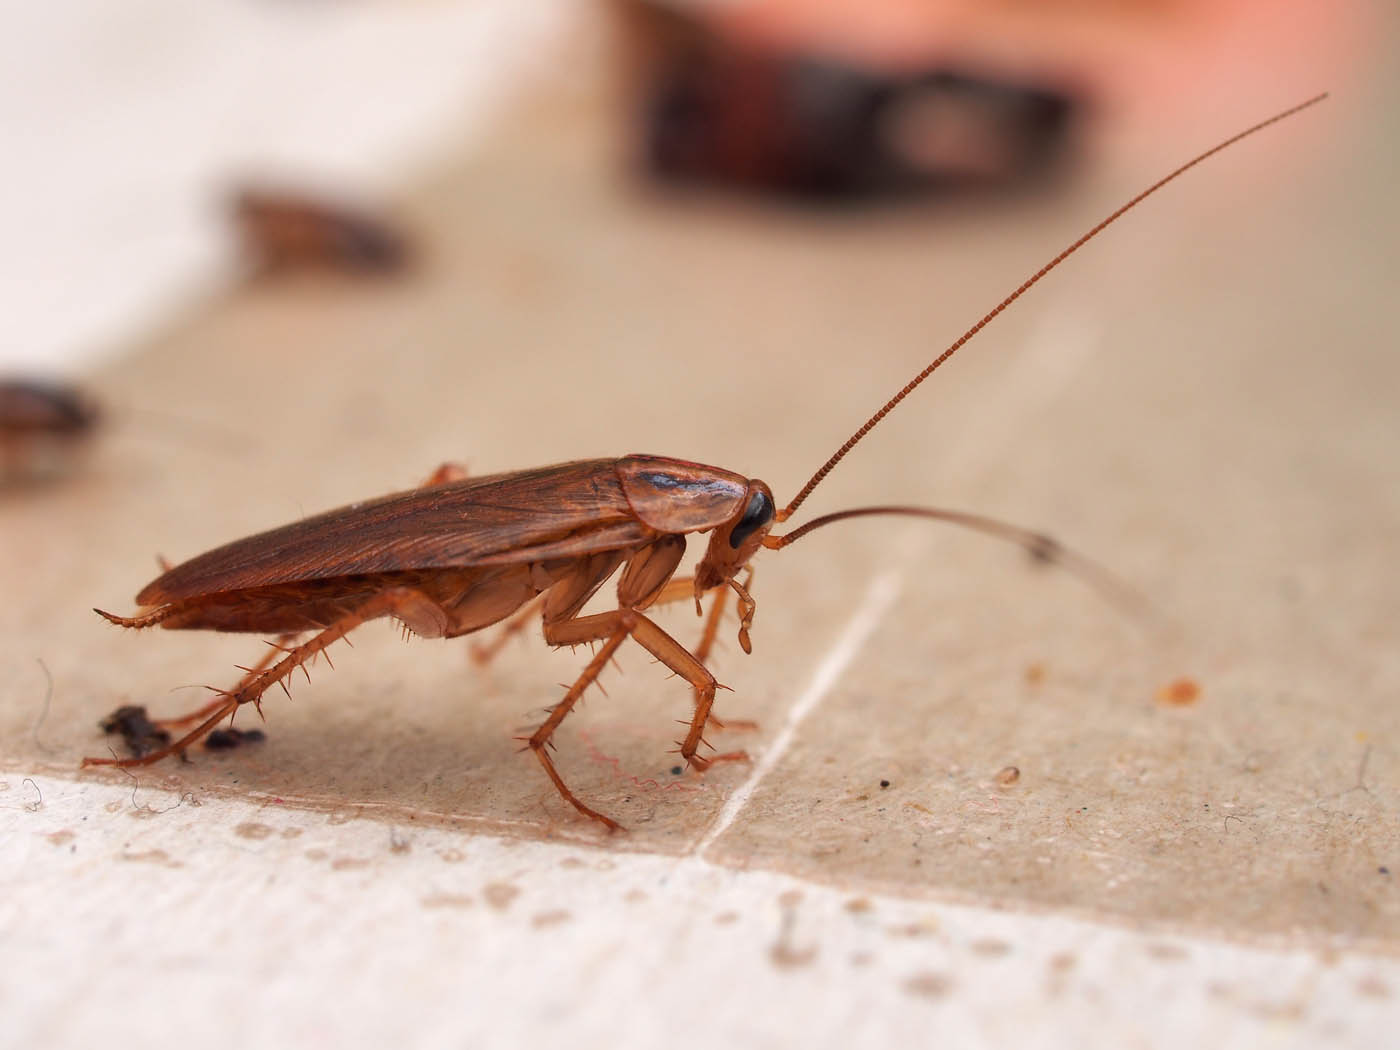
<box><xmin>879</xmin><ymin>779</ymin><xmax>891</xmax><ymax>789</ymax></box>
<box><xmin>1156</xmin><ymin>677</ymin><xmax>1201</xmax><ymax>706</ymax></box>
<box><xmin>970</xmin><ymin>938</ymin><xmax>1012</xmax><ymax>958</ymax></box>
<box><xmin>903</xmin><ymin>972</ymin><xmax>953</xmax><ymax>1000</ymax></box>
<box><xmin>995</xmin><ymin>765</ymin><xmax>1020</xmax><ymax>787</ymax></box>
<box><xmin>421</xmin><ymin>894</ymin><xmax>473</xmax><ymax>910</ymax></box>
<box><xmin>205</xmin><ymin>727</ymin><xmax>266</xmax><ymax>751</ymax></box>
<box><xmin>483</xmin><ymin>882</ymin><xmax>520</xmax><ymax>911</ymax></box>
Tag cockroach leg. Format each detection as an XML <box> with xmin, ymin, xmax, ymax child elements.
<box><xmin>470</xmin><ymin>593</ymin><xmax>546</xmax><ymax>667</ymax></box>
<box><xmin>85</xmin><ymin>591</ymin><xmax>445</xmax><ymax>769</ymax></box>
<box><xmin>526</xmin><ymin>627</ymin><xmax>631</xmax><ymax>831</ymax></box>
<box><xmin>639</xmin><ymin>577</ymin><xmax>756</xmax><ymax>731</ymax></box>
<box><xmin>545</xmin><ymin>608</ymin><xmax>747</xmax><ymax>799</ymax></box>
<box><xmin>132</xmin><ymin>631</ymin><xmax>304</xmax><ymax>732</ymax></box>
<box><xmin>728</xmin><ymin>572</ymin><xmax>757</xmax><ymax>655</ymax></box>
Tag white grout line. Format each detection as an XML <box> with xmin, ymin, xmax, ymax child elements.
<box><xmin>691</xmin><ymin>568</ymin><xmax>905</xmax><ymax>857</ymax></box>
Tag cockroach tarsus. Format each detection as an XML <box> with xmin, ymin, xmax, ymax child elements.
<box><xmin>85</xmin><ymin>95</ymin><xmax>1326</xmax><ymax>831</ymax></box>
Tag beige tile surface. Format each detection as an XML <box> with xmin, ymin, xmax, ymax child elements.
<box><xmin>2</xmin><ymin>41</ymin><xmax>1396</xmax><ymax>981</ymax></box>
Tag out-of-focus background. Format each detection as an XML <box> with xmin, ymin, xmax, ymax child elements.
<box><xmin>3</xmin><ymin>1</ymin><xmax>1398</xmax><ymax>1048</ymax></box>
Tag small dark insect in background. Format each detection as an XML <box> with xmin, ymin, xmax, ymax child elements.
<box><xmin>0</xmin><ymin>378</ymin><xmax>100</xmax><ymax>485</ymax></box>
<box><xmin>232</xmin><ymin>187</ymin><xmax>412</xmax><ymax>276</ymax></box>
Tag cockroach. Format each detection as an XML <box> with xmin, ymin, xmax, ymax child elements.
<box><xmin>86</xmin><ymin>96</ymin><xmax>1326</xmax><ymax>830</ymax></box>
<box><xmin>0</xmin><ymin>378</ymin><xmax>100</xmax><ymax>482</ymax></box>
<box><xmin>231</xmin><ymin>187</ymin><xmax>410</xmax><ymax>275</ymax></box>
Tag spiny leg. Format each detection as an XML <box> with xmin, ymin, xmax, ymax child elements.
<box><xmin>147</xmin><ymin>632</ymin><xmax>303</xmax><ymax>731</ymax></box>
<box><xmin>547</xmin><ymin>609</ymin><xmax>748</xmax><ymax>777</ymax></box>
<box><xmin>525</xmin><ymin>626</ymin><xmax>631</xmax><ymax>831</ymax></box>
<box><xmin>84</xmin><ymin>589</ymin><xmax>441</xmax><ymax>769</ymax></box>
<box><xmin>643</xmin><ymin>576</ymin><xmax>756</xmax><ymax>733</ymax></box>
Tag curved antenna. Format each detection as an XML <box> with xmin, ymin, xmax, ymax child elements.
<box><xmin>778</xmin><ymin>92</ymin><xmax>1328</xmax><ymax>522</ymax></box>
<box><xmin>764</xmin><ymin>505</ymin><xmax>1149</xmax><ymax>614</ymax></box>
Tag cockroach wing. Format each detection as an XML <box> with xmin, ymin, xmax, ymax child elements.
<box><xmin>137</xmin><ymin>460</ymin><xmax>650</xmax><ymax>605</ymax></box>
<box><xmin>616</xmin><ymin>454</ymin><xmax>749</xmax><ymax>533</ymax></box>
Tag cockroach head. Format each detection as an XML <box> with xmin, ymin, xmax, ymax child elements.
<box><xmin>695</xmin><ymin>480</ymin><xmax>775</xmax><ymax>594</ymax></box>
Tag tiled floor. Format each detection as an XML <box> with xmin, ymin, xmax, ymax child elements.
<box><xmin>3</xmin><ymin>5</ymin><xmax>1397</xmax><ymax>1046</ymax></box>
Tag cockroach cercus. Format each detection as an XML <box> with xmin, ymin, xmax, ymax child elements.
<box><xmin>87</xmin><ymin>95</ymin><xmax>1326</xmax><ymax>830</ymax></box>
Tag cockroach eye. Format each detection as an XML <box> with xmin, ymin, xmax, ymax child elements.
<box><xmin>729</xmin><ymin>490</ymin><xmax>774</xmax><ymax>549</ymax></box>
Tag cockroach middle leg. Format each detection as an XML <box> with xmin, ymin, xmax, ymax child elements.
<box><xmin>547</xmin><ymin>608</ymin><xmax>748</xmax><ymax>780</ymax></box>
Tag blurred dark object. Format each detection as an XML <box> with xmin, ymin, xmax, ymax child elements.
<box><xmin>204</xmin><ymin>727</ymin><xmax>266</xmax><ymax>751</ymax></box>
<box><xmin>0</xmin><ymin>378</ymin><xmax>100</xmax><ymax>485</ymax></box>
<box><xmin>98</xmin><ymin>705</ymin><xmax>172</xmax><ymax>759</ymax></box>
<box><xmin>232</xmin><ymin>187</ymin><xmax>412</xmax><ymax>276</ymax></box>
<box><xmin>621</xmin><ymin>1</ymin><xmax>1079</xmax><ymax>202</ymax></box>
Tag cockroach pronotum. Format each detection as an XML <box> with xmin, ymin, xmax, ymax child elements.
<box><xmin>0</xmin><ymin>378</ymin><xmax>100</xmax><ymax>483</ymax></box>
<box><xmin>86</xmin><ymin>95</ymin><xmax>1326</xmax><ymax>830</ymax></box>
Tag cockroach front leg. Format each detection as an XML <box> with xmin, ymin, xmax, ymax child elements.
<box><xmin>84</xmin><ymin>589</ymin><xmax>446</xmax><ymax>770</ymax></box>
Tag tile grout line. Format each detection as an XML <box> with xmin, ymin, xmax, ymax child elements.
<box><xmin>691</xmin><ymin>568</ymin><xmax>906</xmax><ymax>859</ymax></box>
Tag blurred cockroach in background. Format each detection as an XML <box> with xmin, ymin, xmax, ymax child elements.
<box><xmin>231</xmin><ymin>187</ymin><xmax>412</xmax><ymax>276</ymax></box>
<box><xmin>0</xmin><ymin>378</ymin><xmax>100</xmax><ymax>486</ymax></box>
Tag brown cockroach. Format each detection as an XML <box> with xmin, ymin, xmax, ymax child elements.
<box><xmin>231</xmin><ymin>186</ymin><xmax>410</xmax><ymax>276</ymax></box>
<box><xmin>0</xmin><ymin>377</ymin><xmax>100</xmax><ymax>483</ymax></box>
<box><xmin>86</xmin><ymin>96</ymin><xmax>1326</xmax><ymax>830</ymax></box>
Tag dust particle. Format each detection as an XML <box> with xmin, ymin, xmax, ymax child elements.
<box><xmin>330</xmin><ymin>857</ymin><xmax>370</xmax><ymax>871</ymax></box>
<box><xmin>1357</xmin><ymin>975</ymin><xmax>1390</xmax><ymax>999</ymax></box>
<box><xmin>769</xmin><ymin>941</ymin><xmax>818</xmax><ymax>970</ymax></box>
<box><xmin>421</xmin><ymin>894</ymin><xmax>474</xmax><ymax>910</ymax></box>
<box><xmin>903</xmin><ymin>972</ymin><xmax>953</xmax><ymax>1000</ymax></box>
<box><xmin>1156</xmin><ymin>677</ymin><xmax>1201</xmax><ymax>706</ymax></box>
<box><xmin>235</xmin><ymin>822</ymin><xmax>273</xmax><ymax>841</ymax></box>
<box><xmin>483</xmin><ymin>882</ymin><xmax>520</xmax><ymax>911</ymax></box>
<box><xmin>713</xmin><ymin>911</ymin><xmax>739</xmax><ymax>926</ymax></box>
<box><xmin>532</xmin><ymin>910</ymin><xmax>572</xmax><ymax>929</ymax></box>
<box><xmin>1047</xmin><ymin>952</ymin><xmax>1077</xmax><ymax>973</ymax></box>
<box><xmin>971</xmin><ymin>938</ymin><xmax>1012</xmax><ymax>958</ymax></box>
<box><xmin>844</xmin><ymin>897</ymin><xmax>873</xmax><ymax>915</ymax></box>
<box><xmin>995</xmin><ymin>766</ymin><xmax>1020</xmax><ymax>787</ymax></box>
<box><xmin>47</xmin><ymin>830</ymin><xmax>75</xmax><ymax>847</ymax></box>
<box><xmin>1145</xmin><ymin>942</ymin><xmax>1189</xmax><ymax>962</ymax></box>
<box><xmin>121</xmin><ymin>849</ymin><xmax>181</xmax><ymax>868</ymax></box>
